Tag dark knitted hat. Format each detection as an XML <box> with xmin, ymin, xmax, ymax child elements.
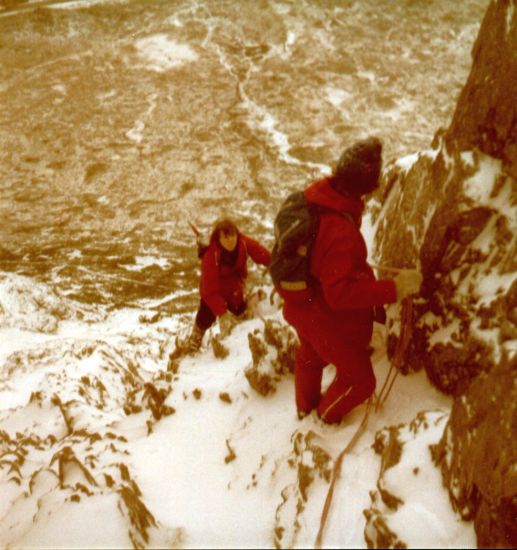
<box><xmin>330</xmin><ymin>137</ymin><xmax>382</xmax><ymax>197</ymax></box>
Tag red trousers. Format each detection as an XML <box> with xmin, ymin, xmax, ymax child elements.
<box><xmin>295</xmin><ymin>336</ymin><xmax>375</xmax><ymax>424</ymax></box>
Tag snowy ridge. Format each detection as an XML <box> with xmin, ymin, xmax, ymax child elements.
<box><xmin>0</xmin><ymin>275</ymin><xmax>475</xmax><ymax>548</ymax></box>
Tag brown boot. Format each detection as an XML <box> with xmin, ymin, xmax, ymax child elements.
<box><xmin>187</xmin><ymin>323</ymin><xmax>205</xmax><ymax>353</ymax></box>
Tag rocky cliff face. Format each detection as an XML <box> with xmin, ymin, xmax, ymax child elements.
<box><xmin>445</xmin><ymin>0</ymin><xmax>517</xmax><ymax>180</ymax></box>
<box><xmin>374</xmin><ymin>142</ymin><xmax>515</xmax><ymax>395</ymax></box>
<box><xmin>431</xmin><ymin>354</ymin><xmax>516</xmax><ymax>548</ymax></box>
<box><xmin>372</xmin><ymin>1</ymin><xmax>516</xmax><ymax>547</ymax></box>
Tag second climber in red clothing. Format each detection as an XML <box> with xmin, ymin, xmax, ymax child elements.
<box><xmin>185</xmin><ymin>219</ymin><xmax>271</xmax><ymax>353</ymax></box>
<box><xmin>276</xmin><ymin>137</ymin><xmax>422</xmax><ymax>424</ymax></box>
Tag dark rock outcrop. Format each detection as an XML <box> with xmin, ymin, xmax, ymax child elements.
<box><xmin>445</xmin><ymin>0</ymin><xmax>517</xmax><ymax>180</ymax></box>
<box><xmin>374</xmin><ymin>139</ymin><xmax>515</xmax><ymax>395</ymax></box>
<box><xmin>431</xmin><ymin>354</ymin><xmax>517</xmax><ymax>548</ymax></box>
<box><xmin>244</xmin><ymin>319</ymin><xmax>297</xmax><ymax>396</ymax></box>
<box><xmin>372</xmin><ymin>2</ymin><xmax>516</xmax><ymax>547</ymax></box>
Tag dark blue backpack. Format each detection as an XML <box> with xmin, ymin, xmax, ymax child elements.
<box><xmin>269</xmin><ymin>191</ymin><xmax>355</xmax><ymax>292</ymax></box>
<box><xmin>269</xmin><ymin>192</ymin><xmax>320</xmax><ymax>291</ymax></box>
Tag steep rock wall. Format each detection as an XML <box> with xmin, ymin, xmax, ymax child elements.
<box><xmin>446</xmin><ymin>0</ymin><xmax>517</xmax><ymax>180</ymax></box>
<box><xmin>431</xmin><ymin>354</ymin><xmax>517</xmax><ymax>548</ymax></box>
<box><xmin>373</xmin><ymin>140</ymin><xmax>515</xmax><ymax>395</ymax></box>
<box><xmin>372</xmin><ymin>1</ymin><xmax>516</xmax><ymax>547</ymax></box>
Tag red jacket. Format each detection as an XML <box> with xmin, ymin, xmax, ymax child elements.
<box><xmin>282</xmin><ymin>178</ymin><xmax>397</xmax><ymax>350</ymax></box>
<box><xmin>200</xmin><ymin>231</ymin><xmax>271</xmax><ymax>316</ymax></box>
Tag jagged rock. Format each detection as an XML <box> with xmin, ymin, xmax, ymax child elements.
<box><xmin>245</xmin><ymin>331</ymin><xmax>276</xmax><ymax>396</ymax></box>
<box><xmin>219</xmin><ymin>392</ymin><xmax>232</xmax><ymax>404</ymax></box>
<box><xmin>142</xmin><ymin>382</ymin><xmax>174</xmax><ymax>420</ymax></box>
<box><xmin>263</xmin><ymin>318</ymin><xmax>297</xmax><ymax>374</ymax></box>
<box><xmin>432</xmin><ymin>354</ymin><xmax>517</xmax><ymax>548</ymax></box>
<box><xmin>274</xmin><ymin>430</ymin><xmax>332</xmax><ymax>549</ymax></box>
<box><xmin>374</xmin><ymin>144</ymin><xmax>515</xmax><ymax>394</ymax></box>
<box><xmin>224</xmin><ymin>439</ymin><xmax>236</xmax><ymax>464</ymax></box>
<box><xmin>211</xmin><ymin>334</ymin><xmax>229</xmax><ymax>359</ymax></box>
<box><xmin>372</xmin><ymin>1</ymin><xmax>517</xmax><ymax>395</ymax></box>
<box><xmin>363</xmin><ymin>496</ymin><xmax>407</xmax><ymax>550</ymax></box>
<box><xmin>118</xmin><ymin>484</ymin><xmax>157</xmax><ymax>548</ymax></box>
<box><xmin>372</xmin><ymin>5</ymin><xmax>516</xmax><ymax>546</ymax></box>
<box><xmin>192</xmin><ymin>388</ymin><xmax>202</xmax><ymax>400</ymax></box>
<box><xmin>445</xmin><ymin>0</ymin><xmax>517</xmax><ymax>180</ymax></box>
<box><xmin>244</xmin><ymin>319</ymin><xmax>297</xmax><ymax>396</ymax></box>
<box><xmin>364</xmin><ymin>411</ymin><xmax>452</xmax><ymax>549</ymax></box>
<box><xmin>138</xmin><ymin>312</ymin><xmax>161</xmax><ymax>324</ymax></box>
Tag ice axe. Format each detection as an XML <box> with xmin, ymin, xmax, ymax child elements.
<box><xmin>188</xmin><ymin>221</ymin><xmax>202</xmax><ymax>237</ymax></box>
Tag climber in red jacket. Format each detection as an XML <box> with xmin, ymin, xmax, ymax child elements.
<box><xmin>185</xmin><ymin>219</ymin><xmax>271</xmax><ymax>352</ymax></box>
<box><xmin>279</xmin><ymin>137</ymin><xmax>422</xmax><ymax>424</ymax></box>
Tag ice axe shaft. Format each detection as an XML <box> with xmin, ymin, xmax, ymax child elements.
<box><xmin>188</xmin><ymin>221</ymin><xmax>201</xmax><ymax>237</ymax></box>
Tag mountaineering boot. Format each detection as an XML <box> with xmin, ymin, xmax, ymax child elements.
<box><xmin>167</xmin><ymin>323</ymin><xmax>205</xmax><ymax>371</ymax></box>
<box><xmin>186</xmin><ymin>323</ymin><xmax>205</xmax><ymax>353</ymax></box>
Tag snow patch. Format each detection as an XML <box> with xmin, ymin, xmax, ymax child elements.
<box><xmin>506</xmin><ymin>1</ymin><xmax>515</xmax><ymax>35</ymax></box>
<box><xmin>367</xmin><ymin>411</ymin><xmax>476</xmax><ymax>549</ymax></box>
<box><xmin>429</xmin><ymin>318</ymin><xmax>462</xmax><ymax>348</ymax></box>
<box><xmin>135</xmin><ymin>34</ymin><xmax>198</xmax><ymax>73</ymax></box>
<box><xmin>0</xmin><ymin>278</ymin><xmax>468</xmax><ymax>549</ymax></box>
<box><xmin>125</xmin><ymin>119</ymin><xmax>145</xmax><ymax>143</ymax></box>
<box><xmin>325</xmin><ymin>86</ymin><xmax>352</xmax><ymax>108</ymax></box>
<box><xmin>396</xmin><ymin>152</ymin><xmax>420</xmax><ymax>172</ymax></box>
<box><xmin>52</xmin><ymin>84</ymin><xmax>66</xmax><ymax>94</ymax></box>
<box><xmin>463</xmin><ymin>155</ymin><xmax>501</xmax><ymax>204</ymax></box>
<box><xmin>460</xmin><ymin>150</ymin><xmax>475</xmax><ymax>167</ymax></box>
<box><xmin>122</xmin><ymin>255</ymin><xmax>171</xmax><ymax>271</ymax></box>
<box><xmin>48</xmin><ymin>0</ymin><xmax>128</xmax><ymax>9</ymax></box>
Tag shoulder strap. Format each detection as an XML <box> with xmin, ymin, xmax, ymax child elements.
<box><xmin>313</xmin><ymin>205</ymin><xmax>357</xmax><ymax>228</ymax></box>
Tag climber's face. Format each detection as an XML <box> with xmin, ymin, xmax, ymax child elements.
<box><xmin>219</xmin><ymin>231</ymin><xmax>237</xmax><ymax>252</ymax></box>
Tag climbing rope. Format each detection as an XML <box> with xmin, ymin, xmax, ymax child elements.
<box><xmin>314</xmin><ymin>398</ymin><xmax>374</xmax><ymax>549</ymax></box>
<box><xmin>375</xmin><ymin>295</ymin><xmax>414</xmax><ymax>410</ymax></box>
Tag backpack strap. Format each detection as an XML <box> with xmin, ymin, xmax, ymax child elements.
<box><xmin>315</xmin><ymin>205</ymin><xmax>357</xmax><ymax>228</ymax></box>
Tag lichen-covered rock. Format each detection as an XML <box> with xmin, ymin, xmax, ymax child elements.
<box><xmin>432</xmin><ymin>354</ymin><xmax>517</xmax><ymax>548</ymax></box>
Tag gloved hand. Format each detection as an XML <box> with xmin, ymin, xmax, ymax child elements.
<box><xmin>394</xmin><ymin>269</ymin><xmax>423</xmax><ymax>301</ymax></box>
